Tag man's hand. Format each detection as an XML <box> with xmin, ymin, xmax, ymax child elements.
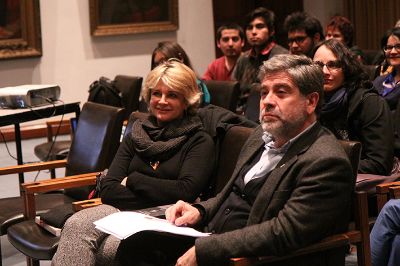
<box><xmin>165</xmin><ymin>200</ymin><xmax>201</xmax><ymax>226</ymax></box>
<box><xmin>176</xmin><ymin>246</ymin><xmax>197</xmax><ymax>266</ymax></box>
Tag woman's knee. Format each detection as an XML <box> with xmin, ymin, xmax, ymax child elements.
<box><xmin>63</xmin><ymin>204</ymin><xmax>118</xmax><ymax>231</ymax></box>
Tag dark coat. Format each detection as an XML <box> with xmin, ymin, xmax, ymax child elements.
<box><xmin>321</xmin><ymin>87</ymin><xmax>394</xmax><ymax>175</ymax></box>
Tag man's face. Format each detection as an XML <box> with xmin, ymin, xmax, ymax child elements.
<box><xmin>288</xmin><ymin>29</ymin><xmax>317</xmax><ymax>56</ymax></box>
<box><xmin>259</xmin><ymin>71</ymin><xmax>318</xmax><ymax>146</ymax></box>
<box><xmin>246</xmin><ymin>17</ymin><xmax>273</xmax><ymax>47</ymax></box>
<box><xmin>217</xmin><ymin>29</ymin><xmax>244</xmax><ymax>58</ymax></box>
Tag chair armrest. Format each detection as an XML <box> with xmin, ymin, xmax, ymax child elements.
<box><xmin>389</xmin><ymin>186</ymin><xmax>400</xmax><ymax>200</ymax></box>
<box><xmin>21</xmin><ymin>172</ymin><xmax>98</xmax><ymax>219</ymax></box>
<box><xmin>376</xmin><ymin>180</ymin><xmax>400</xmax><ymax>211</ymax></box>
<box><xmin>230</xmin><ymin>234</ymin><xmax>349</xmax><ymax>266</ymax></box>
<box><xmin>72</xmin><ymin>198</ymin><xmax>102</xmax><ymax>211</ymax></box>
<box><xmin>0</xmin><ymin>159</ymin><xmax>67</xmax><ymax>176</ymax></box>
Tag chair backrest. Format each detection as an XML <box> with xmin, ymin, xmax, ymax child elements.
<box><xmin>338</xmin><ymin>140</ymin><xmax>362</xmax><ymax>181</ymax></box>
<box><xmin>114</xmin><ymin>75</ymin><xmax>143</xmax><ymax>120</ymax></box>
<box><xmin>212</xmin><ymin>126</ymin><xmax>254</xmax><ymax>195</ymax></box>
<box><xmin>244</xmin><ymin>88</ymin><xmax>260</xmax><ymax>123</ymax></box>
<box><xmin>64</xmin><ymin>102</ymin><xmax>125</xmax><ymax>199</ymax></box>
<box><xmin>204</xmin><ymin>80</ymin><xmax>240</xmax><ymax>112</ymax></box>
<box><xmin>123</xmin><ymin>111</ymin><xmax>149</xmax><ymax>138</ymax></box>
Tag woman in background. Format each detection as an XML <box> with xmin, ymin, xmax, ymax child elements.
<box><xmin>150</xmin><ymin>41</ymin><xmax>211</xmax><ymax>105</ymax></box>
<box><xmin>325</xmin><ymin>15</ymin><xmax>365</xmax><ymax>63</ymax></box>
<box><xmin>373</xmin><ymin>27</ymin><xmax>400</xmax><ymax>159</ymax></box>
<box><xmin>313</xmin><ymin>39</ymin><xmax>393</xmax><ymax>175</ymax></box>
<box><xmin>52</xmin><ymin>60</ymin><xmax>215</xmax><ymax>265</ymax></box>
<box><xmin>373</xmin><ymin>27</ymin><xmax>400</xmax><ymax>111</ymax></box>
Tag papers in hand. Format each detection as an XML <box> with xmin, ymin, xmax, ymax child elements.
<box><xmin>94</xmin><ymin>211</ymin><xmax>210</xmax><ymax>240</ymax></box>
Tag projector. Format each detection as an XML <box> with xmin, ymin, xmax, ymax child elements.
<box><xmin>0</xmin><ymin>84</ymin><xmax>60</xmax><ymax>109</ymax></box>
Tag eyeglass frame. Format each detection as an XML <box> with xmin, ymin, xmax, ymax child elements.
<box><xmin>314</xmin><ymin>60</ymin><xmax>343</xmax><ymax>71</ymax></box>
<box><xmin>383</xmin><ymin>44</ymin><xmax>400</xmax><ymax>53</ymax></box>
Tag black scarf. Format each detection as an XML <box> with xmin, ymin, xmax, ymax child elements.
<box><xmin>321</xmin><ymin>87</ymin><xmax>349</xmax><ymax>120</ymax></box>
<box><xmin>131</xmin><ymin>115</ymin><xmax>203</xmax><ymax>162</ymax></box>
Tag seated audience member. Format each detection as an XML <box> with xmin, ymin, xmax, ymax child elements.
<box><xmin>115</xmin><ymin>54</ymin><xmax>354</xmax><ymax>266</ymax></box>
<box><xmin>52</xmin><ymin>60</ymin><xmax>215</xmax><ymax>265</ymax></box>
<box><xmin>151</xmin><ymin>41</ymin><xmax>211</xmax><ymax>105</ymax></box>
<box><xmin>313</xmin><ymin>39</ymin><xmax>394</xmax><ymax>175</ymax></box>
<box><xmin>234</xmin><ymin>7</ymin><xmax>288</xmax><ymax>113</ymax></box>
<box><xmin>202</xmin><ymin>23</ymin><xmax>245</xmax><ymax>81</ymax></box>
<box><xmin>325</xmin><ymin>15</ymin><xmax>365</xmax><ymax>63</ymax></box>
<box><xmin>284</xmin><ymin>11</ymin><xmax>324</xmax><ymax>57</ymax></box>
<box><xmin>371</xmin><ymin>199</ymin><xmax>400</xmax><ymax>266</ymax></box>
<box><xmin>373</xmin><ymin>27</ymin><xmax>400</xmax><ymax>111</ymax></box>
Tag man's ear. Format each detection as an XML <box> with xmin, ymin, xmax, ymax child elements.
<box><xmin>306</xmin><ymin>92</ymin><xmax>319</xmax><ymax>114</ymax></box>
<box><xmin>217</xmin><ymin>41</ymin><xmax>221</xmax><ymax>49</ymax></box>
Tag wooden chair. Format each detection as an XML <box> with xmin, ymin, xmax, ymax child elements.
<box><xmin>376</xmin><ymin>177</ymin><xmax>400</xmax><ymax>212</ymax></box>
<box><xmin>230</xmin><ymin>141</ymin><xmax>372</xmax><ymax>266</ymax></box>
<box><xmin>204</xmin><ymin>80</ymin><xmax>240</xmax><ymax>112</ymax></box>
<box><xmin>1</xmin><ymin>102</ymin><xmax>125</xmax><ymax>266</ymax></box>
<box><xmin>33</xmin><ymin>118</ymin><xmax>77</xmax><ymax>178</ymax></box>
<box><xmin>33</xmin><ymin>75</ymin><xmax>142</xmax><ymax>173</ymax></box>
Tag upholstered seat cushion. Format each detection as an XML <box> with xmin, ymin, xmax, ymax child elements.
<box><xmin>34</xmin><ymin>140</ymin><xmax>72</xmax><ymax>161</ymax></box>
<box><xmin>8</xmin><ymin>220</ymin><xmax>59</xmax><ymax>260</ymax></box>
<box><xmin>0</xmin><ymin>193</ymin><xmax>74</xmax><ymax>235</ymax></box>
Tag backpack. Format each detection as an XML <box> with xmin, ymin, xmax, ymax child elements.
<box><xmin>88</xmin><ymin>76</ymin><xmax>123</xmax><ymax>107</ymax></box>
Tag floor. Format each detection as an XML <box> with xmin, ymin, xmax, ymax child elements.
<box><xmin>0</xmin><ymin>137</ymin><xmax>358</xmax><ymax>266</ymax></box>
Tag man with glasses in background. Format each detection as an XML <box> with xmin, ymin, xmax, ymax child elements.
<box><xmin>234</xmin><ymin>7</ymin><xmax>288</xmax><ymax>113</ymax></box>
<box><xmin>284</xmin><ymin>11</ymin><xmax>324</xmax><ymax>57</ymax></box>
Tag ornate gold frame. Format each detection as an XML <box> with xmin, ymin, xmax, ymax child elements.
<box><xmin>89</xmin><ymin>0</ymin><xmax>179</xmax><ymax>36</ymax></box>
<box><xmin>0</xmin><ymin>0</ymin><xmax>42</xmax><ymax>60</ymax></box>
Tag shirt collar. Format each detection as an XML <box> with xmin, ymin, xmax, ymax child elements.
<box><xmin>262</xmin><ymin>121</ymin><xmax>317</xmax><ymax>153</ymax></box>
<box><xmin>249</xmin><ymin>41</ymin><xmax>276</xmax><ymax>58</ymax></box>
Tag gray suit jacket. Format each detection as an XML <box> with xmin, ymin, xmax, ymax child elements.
<box><xmin>195</xmin><ymin>122</ymin><xmax>354</xmax><ymax>266</ymax></box>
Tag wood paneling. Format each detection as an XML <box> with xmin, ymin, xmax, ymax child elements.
<box><xmin>344</xmin><ymin>0</ymin><xmax>400</xmax><ymax>49</ymax></box>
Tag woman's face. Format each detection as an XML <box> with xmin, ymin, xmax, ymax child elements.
<box><xmin>325</xmin><ymin>27</ymin><xmax>345</xmax><ymax>45</ymax></box>
<box><xmin>385</xmin><ymin>35</ymin><xmax>400</xmax><ymax>68</ymax></box>
<box><xmin>149</xmin><ymin>80</ymin><xmax>187</xmax><ymax>125</ymax></box>
<box><xmin>313</xmin><ymin>45</ymin><xmax>345</xmax><ymax>93</ymax></box>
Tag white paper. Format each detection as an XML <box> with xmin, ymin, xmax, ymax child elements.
<box><xmin>94</xmin><ymin>211</ymin><xmax>210</xmax><ymax>240</ymax></box>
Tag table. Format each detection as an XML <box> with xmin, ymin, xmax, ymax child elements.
<box><xmin>0</xmin><ymin>101</ymin><xmax>81</xmax><ymax>187</ymax></box>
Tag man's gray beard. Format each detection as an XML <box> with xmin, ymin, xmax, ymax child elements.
<box><xmin>261</xmin><ymin>115</ymin><xmax>308</xmax><ymax>141</ymax></box>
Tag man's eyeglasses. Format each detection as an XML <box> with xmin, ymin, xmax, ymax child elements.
<box><xmin>314</xmin><ymin>60</ymin><xmax>342</xmax><ymax>71</ymax></box>
<box><xmin>288</xmin><ymin>36</ymin><xmax>308</xmax><ymax>45</ymax></box>
<box><xmin>383</xmin><ymin>44</ymin><xmax>400</xmax><ymax>53</ymax></box>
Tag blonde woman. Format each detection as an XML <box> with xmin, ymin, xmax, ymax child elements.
<box><xmin>52</xmin><ymin>60</ymin><xmax>215</xmax><ymax>265</ymax></box>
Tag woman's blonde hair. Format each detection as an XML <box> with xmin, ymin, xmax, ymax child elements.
<box><xmin>142</xmin><ymin>59</ymin><xmax>201</xmax><ymax>115</ymax></box>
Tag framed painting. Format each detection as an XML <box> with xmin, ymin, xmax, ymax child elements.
<box><xmin>89</xmin><ymin>0</ymin><xmax>179</xmax><ymax>36</ymax></box>
<box><xmin>0</xmin><ymin>0</ymin><xmax>42</xmax><ymax>60</ymax></box>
